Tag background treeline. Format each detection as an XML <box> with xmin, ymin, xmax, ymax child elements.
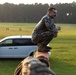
<box><xmin>0</xmin><ymin>2</ymin><xmax>76</xmax><ymax>23</ymax></box>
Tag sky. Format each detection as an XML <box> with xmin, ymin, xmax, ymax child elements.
<box><xmin>0</xmin><ymin>0</ymin><xmax>75</xmax><ymax>4</ymax></box>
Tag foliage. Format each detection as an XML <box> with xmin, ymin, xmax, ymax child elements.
<box><xmin>0</xmin><ymin>3</ymin><xmax>76</xmax><ymax>23</ymax></box>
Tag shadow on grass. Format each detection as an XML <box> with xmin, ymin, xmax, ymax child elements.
<box><xmin>50</xmin><ymin>58</ymin><xmax>76</xmax><ymax>75</ymax></box>
<box><xmin>0</xmin><ymin>58</ymin><xmax>24</xmax><ymax>64</ymax></box>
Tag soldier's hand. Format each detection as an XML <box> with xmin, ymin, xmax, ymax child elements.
<box><xmin>54</xmin><ymin>32</ymin><xmax>58</xmax><ymax>37</ymax></box>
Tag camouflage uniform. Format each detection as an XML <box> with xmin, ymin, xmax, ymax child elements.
<box><xmin>14</xmin><ymin>47</ymin><xmax>56</xmax><ymax>75</ymax></box>
<box><xmin>31</xmin><ymin>14</ymin><xmax>58</xmax><ymax>52</ymax></box>
<box><xmin>14</xmin><ymin>56</ymin><xmax>56</xmax><ymax>75</ymax></box>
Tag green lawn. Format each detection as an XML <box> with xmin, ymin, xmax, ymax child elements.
<box><xmin>0</xmin><ymin>23</ymin><xmax>76</xmax><ymax>75</ymax></box>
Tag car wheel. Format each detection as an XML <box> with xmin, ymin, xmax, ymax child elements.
<box><xmin>29</xmin><ymin>52</ymin><xmax>34</xmax><ymax>56</ymax></box>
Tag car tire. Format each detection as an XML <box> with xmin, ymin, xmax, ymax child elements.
<box><xmin>29</xmin><ymin>52</ymin><xmax>34</xmax><ymax>56</ymax></box>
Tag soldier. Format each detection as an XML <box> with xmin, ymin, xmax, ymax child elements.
<box><xmin>14</xmin><ymin>50</ymin><xmax>56</xmax><ymax>75</ymax></box>
<box><xmin>31</xmin><ymin>7</ymin><xmax>61</xmax><ymax>52</ymax></box>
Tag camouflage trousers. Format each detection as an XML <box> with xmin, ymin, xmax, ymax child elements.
<box><xmin>32</xmin><ymin>31</ymin><xmax>54</xmax><ymax>52</ymax></box>
<box><xmin>32</xmin><ymin>31</ymin><xmax>54</xmax><ymax>46</ymax></box>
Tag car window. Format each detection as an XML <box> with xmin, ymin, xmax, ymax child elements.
<box><xmin>0</xmin><ymin>39</ymin><xmax>13</xmax><ymax>46</ymax></box>
<box><xmin>13</xmin><ymin>38</ymin><xmax>37</xmax><ymax>46</ymax></box>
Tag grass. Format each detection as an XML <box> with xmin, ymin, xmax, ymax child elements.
<box><xmin>0</xmin><ymin>23</ymin><xmax>34</xmax><ymax>39</ymax></box>
<box><xmin>49</xmin><ymin>23</ymin><xmax>76</xmax><ymax>75</ymax></box>
<box><xmin>0</xmin><ymin>23</ymin><xmax>76</xmax><ymax>75</ymax></box>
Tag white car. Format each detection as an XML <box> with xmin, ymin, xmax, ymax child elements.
<box><xmin>0</xmin><ymin>36</ymin><xmax>38</xmax><ymax>58</ymax></box>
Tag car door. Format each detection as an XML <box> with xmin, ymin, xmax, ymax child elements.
<box><xmin>13</xmin><ymin>38</ymin><xmax>37</xmax><ymax>58</ymax></box>
<box><xmin>0</xmin><ymin>39</ymin><xmax>14</xmax><ymax>58</ymax></box>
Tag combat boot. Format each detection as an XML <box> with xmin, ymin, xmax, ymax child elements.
<box><xmin>38</xmin><ymin>45</ymin><xmax>51</xmax><ymax>52</ymax></box>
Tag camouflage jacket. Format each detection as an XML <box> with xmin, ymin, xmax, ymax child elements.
<box><xmin>14</xmin><ymin>57</ymin><xmax>56</xmax><ymax>75</ymax></box>
<box><xmin>32</xmin><ymin>14</ymin><xmax>58</xmax><ymax>35</ymax></box>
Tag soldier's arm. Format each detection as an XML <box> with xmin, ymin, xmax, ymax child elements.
<box><xmin>44</xmin><ymin>17</ymin><xmax>58</xmax><ymax>33</ymax></box>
